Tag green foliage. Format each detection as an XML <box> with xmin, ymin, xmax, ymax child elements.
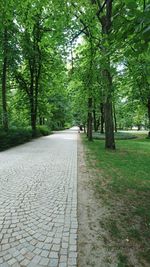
<box><xmin>0</xmin><ymin>128</ymin><xmax>32</xmax><ymax>151</ymax></box>
<box><xmin>36</xmin><ymin>125</ymin><xmax>51</xmax><ymax>136</ymax></box>
<box><xmin>0</xmin><ymin>126</ymin><xmax>51</xmax><ymax>151</ymax></box>
<box><xmin>0</xmin><ymin>0</ymin><xmax>150</xmax><ymax>144</ymax></box>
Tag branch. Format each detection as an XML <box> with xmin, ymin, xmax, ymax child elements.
<box><xmin>15</xmin><ymin>71</ymin><xmax>29</xmax><ymax>96</ymax></box>
<box><xmin>70</xmin><ymin>0</ymin><xmax>108</xmax><ymax>41</ymax></box>
<box><xmin>96</xmin><ymin>0</ymin><xmax>108</xmax><ymax>17</ymax></box>
<box><xmin>74</xmin><ymin>13</ymin><xmax>91</xmax><ymax>37</ymax></box>
<box><xmin>70</xmin><ymin>29</ymin><xmax>83</xmax><ymax>43</ymax></box>
<box><xmin>96</xmin><ymin>0</ymin><xmax>102</xmax><ymax>10</ymax></box>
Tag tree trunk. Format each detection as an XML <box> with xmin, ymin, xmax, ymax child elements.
<box><xmin>29</xmin><ymin>20</ymin><xmax>41</xmax><ymax>137</ymax></box>
<box><xmin>103</xmin><ymin>69</ymin><xmax>115</xmax><ymax>149</ymax></box>
<box><xmin>104</xmin><ymin>100</ymin><xmax>115</xmax><ymax>149</ymax></box>
<box><xmin>2</xmin><ymin>27</ymin><xmax>8</xmax><ymax>131</ymax></box>
<box><xmin>29</xmin><ymin>62</ymin><xmax>37</xmax><ymax>136</ymax></box>
<box><xmin>100</xmin><ymin>0</ymin><xmax>115</xmax><ymax>149</ymax></box>
<box><xmin>93</xmin><ymin>109</ymin><xmax>97</xmax><ymax>132</ymax></box>
<box><xmin>100</xmin><ymin>103</ymin><xmax>104</xmax><ymax>134</ymax></box>
<box><xmin>113</xmin><ymin>104</ymin><xmax>117</xmax><ymax>133</ymax></box>
<box><xmin>30</xmin><ymin>96</ymin><xmax>37</xmax><ymax>137</ymax></box>
<box><xmin>147</xmin><ymin>97</ymin><xmax>150</xmax><ymax>138</ymax></box>
<box><xmin>87</xmin><ymin>97</ymin><xmax>93</xmax><ymax>141</ymax></box>
<box><xmin>39</xmin><ymin>117</ymin><xmax>43</xmax><ymax>125</ymax></box>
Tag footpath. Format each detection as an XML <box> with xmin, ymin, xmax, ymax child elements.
<box><xmin>0</xmin><ymin>128</ymin><xmax>78</xmax><ymax>267</ymax></box>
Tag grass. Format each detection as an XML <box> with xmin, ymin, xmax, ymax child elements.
<box><xmin>82</xmin><ymin>133</ymin><xmax>150</xmax><ymax>266</ymax></box>
<box><xmin>117</xmin><ymin>253</ymin><xmax>130</xmax><ymax>267</ymax></box>
<box><xmin>0</xmin><ymin>125</ymin><xmax>51</xmax><ymax>151</ymax></box>
<box><xmin>93</xmin><ymin>131</ymin><xmax>137</xmax><ymax>140</ymax></box>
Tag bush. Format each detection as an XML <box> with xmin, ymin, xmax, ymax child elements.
<box><xmin>36</xmin><ymin>125</ymin><xmax>51</xmax><ymax>136</ymax></box>
<box><xmin>0</xmin><ymin>126</ymin><xmax>51</xmax><ymax>151</ymax></box>
<box><xmin>0</xmin><ymin>128</ymin><xmax>32</xmax><ymax>151</ymax></box>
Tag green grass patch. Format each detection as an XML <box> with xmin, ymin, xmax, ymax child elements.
<box><xmin>105</xmin><ymin>219</ymin><xmax>121</xmax><ymax>238</ymax></box>
<box><xmin>82</xmin><ymin>134</ymin><xmax>150</xmax><ymax>265</ymax></box>
<box><xmin>93</xmin><ymin>131</ymin><xmax>137</xmax><ymax>140</ymax></box>
<box><xmin>117</xmin><ymin>253</ymin><xmax>130</xmax><ymax>267</ymax></box>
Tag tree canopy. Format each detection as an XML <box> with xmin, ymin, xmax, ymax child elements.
<box><xmin>0</xmin><ymin>0</ymin><xmax>150</xmax><ymax>147</ymax></box>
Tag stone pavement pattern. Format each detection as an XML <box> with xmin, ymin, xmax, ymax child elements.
<box><xmin>0</xmin><ymin>128</ymin><xmax>78</xmax><ymax>267</ymax></box>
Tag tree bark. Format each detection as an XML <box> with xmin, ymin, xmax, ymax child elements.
<box><xmin>2</xmin><ymin>27</ymin><xmax>8</xmax><ymax>131</ymax></box>
<box><xmin>104</xmin><ymin>100</ymin><xmax>115</xmax><ymax>149</ymax></box>
<box><xmin>93</xmin><ymin>109</ymin><xmax>97</xmax><ymax>132</ymax></box>
<box><xmin>113</xmin><ymin>104</ymin><xmax>117</xmax><ymax>132</ymax></box>
<box><xmin>147</xmin><ymin>97</ymin><xmax>150</xmax><ymax>138</ymax></box>
<box><xmin>39</xmin><ymin>117</ymin><xmax>43</xmax><ymax>125</ymax></box>
<box><xmin>100</xmin><ymin>103</ymin><xmax>104</xmax><ymax>134</ymax></box>
<box><xmin>100</xmin><ymin>0</ymin><xmax>115</xmax><ymax>149</ymax></box>
<box><xmin>87</xmin><ymin>97</ymin><xmax>93</xmax><ymax>141</ymax></box>
<box><xmin>103</xmin><ymin>68</ymin><xmax>115</xmax><ymax>149</ymax></box>
<box><xmin>29</xmin><ymin>61</ymin><xmax>36</xmax><ymax>136</ymax></box>
<box><xmin>29</xmin><ymin>19</ymin><xmax>41</xmax><ymax>137</ymax></box>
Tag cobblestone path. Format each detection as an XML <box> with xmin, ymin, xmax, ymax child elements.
<box><xmin>0</xmin><ymin>128</ymin><xmax>78</xmax><ymax>267</ymax></box>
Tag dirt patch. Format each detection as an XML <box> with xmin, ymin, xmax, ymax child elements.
<box><xmin>77</xmin><ymin>136</ymin><xmax>118</xmax><ymax>267</ymax></box>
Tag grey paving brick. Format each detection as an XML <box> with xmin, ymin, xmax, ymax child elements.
<box><xmin>30</xmin><ymin>255</ymin><xmax>41</xmax><ymax>264</ymax></box>
<box><xmin>0</xmin><ymin>128</ymin><xmax>78</xmax><ymax>266</ymax></box>
<box><xmin>7</xmin><ymin>258</ymin><xmax>17</xmax><ymax>266</ymax></box>
<box><xmin>48</xmin><ymin>258</ymin><xmax>58</xmax><ymax>267</ymax></box>
<box><xmin>58</xmin><ymin>262</ymin><xmax>67</xmax><ymax>267</ymax></box>
<box><xmin>39</xmin><ymin>257</ymin><xmax>49</xmax><ymax>266</ymax></box>
<box><xmin>49</xmin><ymin>251</ymin><xmax>58</xmax><ymax>259</ymax></box>
<box><xmin>41</xmin><ymin>250</ymin><xmax>49</xmax><ymax>257</ymax></box>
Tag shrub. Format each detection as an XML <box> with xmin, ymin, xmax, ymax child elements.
<box><xmin>0</xmin><ymin>126</ymin><xmax>52</xmax><ymax>151</ymax></box>
<box><xmin>36</xmin><ymin>125</ymin><xmax>51</xmax><ymax>136</ymax></box>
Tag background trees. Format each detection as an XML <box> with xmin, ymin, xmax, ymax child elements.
<box><xmin>0</xmin><ymin>0</ymin><xmax>149</xmax><ymax>147</ymax></box>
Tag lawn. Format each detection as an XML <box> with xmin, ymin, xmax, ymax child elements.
<box><xmin>82</xmin><ymin>134</ymin><xmax>150</xmax><ymax>267</ymax></box>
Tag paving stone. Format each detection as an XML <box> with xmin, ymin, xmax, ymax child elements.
<box><xmin>20</xmin><ymin>258</ymin><xmax>30</xmax><ymax>266</ymax></box>
<box><xmin>30</xmin><ymin>255</ymin><xmax>41</xmax><ymax>264</ymax></box>
<box><xmin>49</xmin><ymin>252</ymin><xmax>58</xmax><ymax>259</ymax></box>
<box><xmin>2</xmin><ymin>244</ymin><xmax>10</xmax><ymax>251</ymax></box>
<box><xmin>0</xmin><ymin>128</ymin><xmax>78</xmax><ymax>267</ymax></box>
<box><xmin>0</xmin><ymin>258</ymin><xmax>4</xmax><ymax>264</ymax></box>
<box><xmin>7</xmin><ymin>258</ymin><xmax>17</xmax><ymax>266</ymax></box>
<box><xmin>68</xmin><ymin>257</ymin><xmax>77</xmax><ymax>265</ymax></box>
<box><xmin>41</xmin><ymin>250</ymin><xmax>49</xmax><ymax>257</ymax></box>
<box><xmin>43</xmin><ymin>243</ymin><xmax>51</xmax><ymax>250</ymax></box>
<box><xmin>3</xmin><ymin>254</ymin><xmax>12</xmax><ymax>261</ymax></box>
<box><xmin>60</xmin><ymin>255</ymin><xmax>67</xmax><ymax>262</ymax></box>
<box><xmin>51</xmin><ymin>244</ymin><xmax>60</xmax><ymax>252</ymax></box>
<box><xmin>16</xmin><ymin>254</ymin><xmax>25</xmax><ymax>262</ymax></box>
<box><xmin>58</xmin><ymin>263</ymin><xmax>67</xmax><ymax>267</ymax></box>
<box><xmin>25</xmin><ymin>251</ymin><xmax>34</xmax><ymax>260</ymax></box>
<box><xmin>33</xmin><ymin>248</ymin><xmax>41</xmax><ymax>255</ymax></box>
<box><xmin>12</xmin><ymin>262</ymin><xmax>20</xmax><ymax>267</ymax></box>
<box><xmin>48</xmin><ymin>258</ymin><xmax>58</xmax><ymax>267</ymax></box>
<box><xmin>39</xmin><ymin>257</ymin><xmax>49</xmax><ymax>266</ymax></box>
<box><xmin>0</xmin><ymin>263</ymin><xmax>9</xmax><ymax>267</ymax></box>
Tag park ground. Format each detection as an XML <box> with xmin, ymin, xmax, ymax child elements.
<box><xmin>78</xmin><ymin>131</ymin><xmax>150</xmax><ymax>267</ymax></box>
<box><xmin>0</xmin><ymin>128</ymin><xmax>150</xmax><ymax>267</ymax></box>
